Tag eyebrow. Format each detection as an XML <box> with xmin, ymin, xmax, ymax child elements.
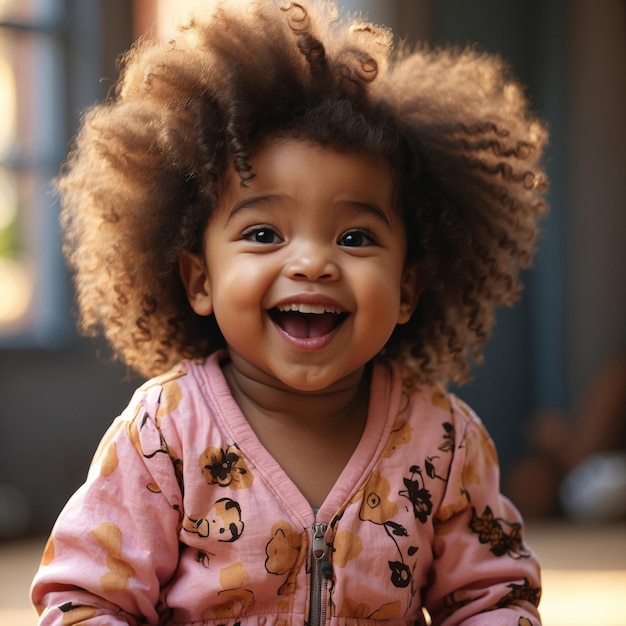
<box><xmin>341</xmin><ymin>200</ymin><xmax>392</xmax><ymax>229</ymax></box>
<box><xmin>225</xmin><ymin>195</ymin><xmax>281</xmax><ymax>224</ymax></box>
<box><xmin>226</xmin><ymin>195</ymin><xmax>393</xmax><ymax>229</ymax></box>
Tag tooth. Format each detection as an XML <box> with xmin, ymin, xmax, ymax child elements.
<box><xmin>277</xmin><ymin>303</ymin><xmax>341</xmax><ymax>314</ymax></box>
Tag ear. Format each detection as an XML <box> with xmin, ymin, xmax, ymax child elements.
<box><xmin>397</xmin><ymin>262</ymin><xmax>421</xmax><ymax>325</ymax></box>
<box><xmin>178</xmin><ymin>252</ymin><xmax>213</xmax><ymax>316</ymax></box>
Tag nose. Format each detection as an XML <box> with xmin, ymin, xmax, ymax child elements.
<box><xmin>284</xmin><ymin>243</ymin><xmax>340</xmax><ymax>282</ymax></box>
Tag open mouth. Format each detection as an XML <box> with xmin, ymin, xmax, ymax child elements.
<box><xmin>269</xmin><ymin>303</ymin><xmax>349</xmax><ymax>339</ymax></box>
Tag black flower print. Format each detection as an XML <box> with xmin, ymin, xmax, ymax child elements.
<box><xmin>496</xmin><ymin>578</ymin><xmax>541</xmax><ymax>609</ymax></box>
<box><xmin>469</xmin><ymin>506</ymin><xmax>531</xmax><ymax>559</ymax></box>
<box><xmin>199</xmin><ymin>444</ymin><xmax>253</xmax><ymax>489</ymax></box>
<box><xmin>424</xmin><ymin>456</ymin><xmax>449</xmax><ymax>483</ymax></box>
<box><xmin>399</xmin><ymin>465</ymin><xmax>433</xmax><ymax>523</ymax></box>
<box><xmin>442</xmin><ymin>590</ymin><xmax>472</xmax><ymax>616</ymax></box>
<box><xmin>195</xmin><ymin>549</ymin><xmax>211</xmax><ymax>568</ymax></box>
<box><xmin>357</xmin><ymin>471</ymin><xmax>417</xmax><ymax>590</ymax></box>
<box><xmin>439</xmin><ymin>421</ymin><xmax>455</xmax><ymax>453</ymax></box>
<box><xmin>388</xmin><ymin>561</ymin><xmax>411</xmax><ymax>588</ymax></box>
<box><xmin>137</xmin><ymin>411</ymin><xmax>185</xmax><ymax>496</ymax></box>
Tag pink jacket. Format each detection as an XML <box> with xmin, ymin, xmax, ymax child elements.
<box><xmin>31</xmin><ymin>352</ymin><xmax>541</xmax><ymax>626</ymax></box>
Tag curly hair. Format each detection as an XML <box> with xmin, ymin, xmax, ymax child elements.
<box><xmin>59</xmin><ymin>0</ymin><xmax>548</xmax><ymax>383</ymax></box>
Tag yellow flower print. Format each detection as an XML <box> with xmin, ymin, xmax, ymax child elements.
<box><xmin>338</xmin><ymin>598</ymin><xmax>402</xmax><ymax>620</ymax></box>
<box><xmin>479</xmin><ymin>425</ymin><xmax>499</xmax><ymax>467</ymax></box>
<box><xmin>462</xmin><ymin>423</ymin><xmax>499</xmax><ymax>487</ymax></box>
<box><xmin>462</xmin><ymin>459</ymin><xmax>481</xmax><ymax>487</ymax></box>
<box><xmin>265</xmin><ymin>521</ymin><xmax>302</xmax><ymax>575</ymax></box>
<box><xmin>432</xmin><ymin>388</ymin><xmax>451</xmax><ymax>412</ymax></box>
<box><xmin>199</xmin><ymin>444</ymin><xmax>253</xmax><ymax>489</ymax></box>
<box><xmin>401</xmin><ymin>372</ymin><xmax>422</xmax><ymax>396</ymax></box>
<box><xmin>220</xmin><ymin>561</ymin><xmax>249</xmax><ymax>590</ymax></box>
<box><xmin>90</xmin><ymin>522</ymin><xmax>135</xmax><ymax>593</ymax></box>
<box><xmin>125</xmin><ymin>419</ymin><xmax>143</xmax><ymax>457</ymax></box>
<box><xmin>398</xmin><ymin>372</ymin><xmax>422</xmax><ymax>416</ymax></box>
<box><xmin>212</xmin><ymin>562</ymin><xmax>254</xmax><ymax>617</ymax></box>
<box><xmin>370</xmin><ymin>601</ymin><xmax>403</xmax><ymax>619</ymax></box>
<box><xmin>454</xmin><ymin>396</ymin><xmax>473</xmax><ymax>418</ymax></box>
<box><xmin>265</xmin><ymin>521</ymin><xmax>306</xmax><ymax>595</ymax></box>
<box><xmin>359</xmin><ymin>471</ymin><xmax>397</xmax><ymax>524</ymax></box>
<box><xmin>382</xmin><ymin>419</ymin><xmax>412</xmax><ymax>458</ymax></box>
<box><xmin>337</xmin><ymin>598</ymin><xmax>370</xmax><ymax>619</ymax></box>
<box><xmin>41</xmin><ymin>535</ymin><xmax>54</xmax><ymax>566</ymax></box>
<box><xmin>138</xmin><ymin>364</ymin><xmax>187</xmax><ymax>392</ymax></box>
<box><xmin>91</xmin><ymin>420</ymin><xmax>124</xmax><ymax>473</ymax></box>
<box><xmin>99</xmin><ymin>442</ymin><xmax>118</xmax><ymax>477</ymax></box>
<box><xmin>435</xmin><ymin>496</ymin><xmax>469</xmax><ymax>524</ymax></box>
<box><xmin>155</xmin><ymin>380</ymin><xmax>183</xmax><ymax>427</ymax></box>
<box><xmin>332</xmin><ymin>530</ymin><xmax>363</xmax><ymax>567</ymax></box>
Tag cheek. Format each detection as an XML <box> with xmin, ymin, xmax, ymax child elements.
<box><xmin>209</xmin><ymin>257</ymin><xmax>272</xmax><ymax>314</ymax></box>
<box><xmin>355</xmin><ymin>262</ymin><xmax>402</xmax><ymax>308</ymax></box>
<box><xmin>351</xmin><ymin>265</ymin><xmax>404</xmax><ymax>339</ymax></box>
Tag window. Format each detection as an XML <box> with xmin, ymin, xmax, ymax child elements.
<box><xmin>0</xmin><ymin>0</ymin><xmax>67</xmax><ymax>345</ymax></box>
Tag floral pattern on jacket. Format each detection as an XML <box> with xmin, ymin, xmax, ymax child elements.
<box><xmin>31</xmin><ymin>352</ymin><xmax>541</xmax><ymax>626</ymax></box>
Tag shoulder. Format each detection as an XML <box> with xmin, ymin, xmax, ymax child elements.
<box><xmin>390</xmin><ymin>359</ymin><xmax>481</xmax><ymax>413</ymax></box>
<box><xmin>137</xmin><ymin>356</ymin><xmax>213</xmax><ymax>397</ymax></box>
<box><xmin>379</xmin><ymin>359</ymin><xmax>492</xmax><ymax>449</ymax></box>
<box><xmin>133</xmin><ymin>353</ymin><xmax>226</xmax><ymax>417</ymax></box>
<box><xmin>107</xmin><ymin>356</ymin><xmax>222</xmax><ymax>448</ymax></box>
<box><xmin>382</xmin><ymin>359</ymin><xmax>463</xmax><ymax>418</ymax></box>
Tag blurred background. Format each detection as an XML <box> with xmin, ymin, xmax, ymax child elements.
<box><xmin>3</xmin><ymin>0</ymin><xmax>624</xmax><ymax>536</ymax></box>
<box><xmin>0</xmin><ymin>0</ymin><xmax>626</xmax><ymax>564</ymax></box>
<box><xmin>0</xmin><ymin>0</ymin><xmax>625</xmax><ymax>624</ymax></box>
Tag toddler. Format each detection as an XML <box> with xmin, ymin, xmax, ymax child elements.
<box><xmin>31</xmin><ymin>1</ymin><xmax>548</xmax><ymax>625</ymax></box>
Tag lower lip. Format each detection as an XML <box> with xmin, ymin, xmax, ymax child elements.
<box><xmin>270</xmin><ymin>319</ymin><xmax>344</xmax><ymax>351</ymax></box>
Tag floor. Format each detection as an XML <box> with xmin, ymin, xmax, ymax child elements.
<box><xmin>1</xmin><ymin>521</ymin><xmax>625</xmax><ymax>626</ymax></box>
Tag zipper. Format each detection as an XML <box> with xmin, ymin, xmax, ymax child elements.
<box><xmin>309</xmin><ymin>522</ymin><xmax>329</xmax><ymax>626</ymax></box>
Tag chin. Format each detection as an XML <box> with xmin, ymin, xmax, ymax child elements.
<box><xmin>276</xmin><ymin>366</ymin><xmax>363</xmax><ymax>395</ymax></box>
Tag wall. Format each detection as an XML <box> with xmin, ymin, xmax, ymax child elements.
<box><xmin>566</xmin><ymin>0</ymin><xmax>626</xmax><ymax>407</ymax></box>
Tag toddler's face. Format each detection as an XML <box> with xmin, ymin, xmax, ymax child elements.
<box><xmin>180</xmin><ymin>137</ymin><xmax>418</xmax><ymax>392</ymax></box>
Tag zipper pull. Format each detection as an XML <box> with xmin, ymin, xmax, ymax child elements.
<box><xmin>312</xmin><ymin>522</ymin><xmax>328</xmax><ymax>561</ymax></box>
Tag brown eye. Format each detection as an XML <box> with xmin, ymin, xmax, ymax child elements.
<box><xmin>338</xmin><ymin>229</ymin><xmax>376</xmax><ymax>247</ymax></box>
<box><xmin>242</xmin><ymin>227</ymin><xmax>282</xmax><ymax>244</ymax></box>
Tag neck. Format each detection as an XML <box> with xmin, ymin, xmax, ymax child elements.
<box><xmin>222</xmin><ymin>350</ymin><xmax>371</xmax><ymax>431</ymax></box>
<box><xmin>221</xmin><ymin>350</ymin><xmax>372</xmax><ymax>509</ymax></box>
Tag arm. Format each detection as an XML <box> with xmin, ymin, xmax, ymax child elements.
<box><xmin>31</xmin><ymin>387</ymin><xmax>183</xmax><ymax>625</ymax></box>
<box><xmin>424</xmin><ymin>397</ymin><xmax>542</xmax><ymax>626</ymax></box>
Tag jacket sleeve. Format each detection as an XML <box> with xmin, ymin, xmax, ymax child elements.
<box><xmin>31</xmin><ymin>385</ymin><xmax>184</xmax><ymax>626</ymax></box>
<box><xmin>423</xmin><ymin>396</ymin><xmax>542</xmax><ymax>626</ymax></box>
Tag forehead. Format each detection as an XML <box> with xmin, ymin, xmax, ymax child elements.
<box><xmin>217</xmin><ymin>137</ymin><xmax>397</xmax><ymax>216</ymax></box>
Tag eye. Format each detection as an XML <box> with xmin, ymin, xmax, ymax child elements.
<box><xmin>338</xmin><ymin>229</ymin><xmax>377</xmax><ymax>247</ymax></box>
<box><xmin>242</xmin><ymin>227</ymin><xmax>283</xmax><ymax>244</ymax></box>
